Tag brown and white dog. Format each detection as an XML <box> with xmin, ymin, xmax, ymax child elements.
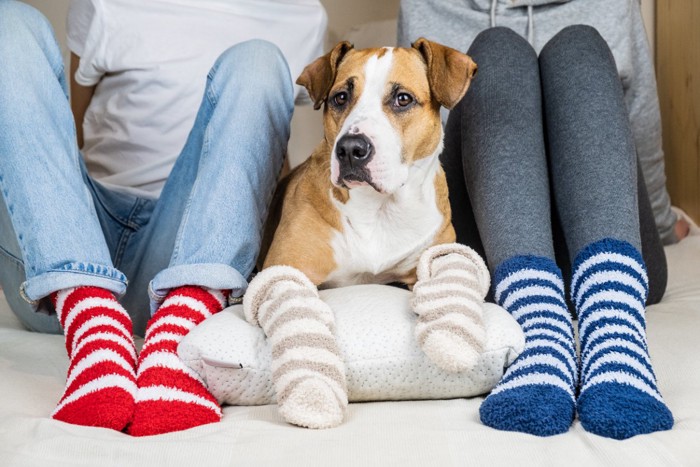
<box><xmin>260</xmin><ymin>38</ymin><xmax>477</xmax><ymax>286</ymax></box>
<box><xmin>244</xmin><ymin>39</ymin><xmax>486</xmax><ymax>429</ymax></box>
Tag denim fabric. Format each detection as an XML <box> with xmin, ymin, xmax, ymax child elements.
<box><xmin>0</xmin><ymin>1</ymin><xmax>293</xmax><ymax>335</ymax></box>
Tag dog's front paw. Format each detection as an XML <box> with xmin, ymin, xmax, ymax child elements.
<box><xmin>244</xmin><ymin>265</ymin><xmax>348</xmax><ymax>428</ymax></box>
<box><xmin>411</xmin><ymin>243</ymin><xmax>490</xmax><ymax>373</ymax></box>
<box><xmin>277</xmin><ymin>376</ymin><xmax>347</xmax><ymax>429</ymax></box>
<box><xmin>415</xmin><ymin>316</ymin><xmax>486</xmax><ymax>373</ymax></box>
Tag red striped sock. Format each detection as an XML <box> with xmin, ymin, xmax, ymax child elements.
<box><xmin>51</xmin><ymin>286</ymin><xmax>137</xmax><ymax>430</ymax></box>
<box><xmin>127</xmin><ymin>285</ymin><xmax>227</xmax><ymax>436</ymax></box>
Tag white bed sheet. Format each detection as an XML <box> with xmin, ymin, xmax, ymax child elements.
<box><xmin>1</xmin><ymin>234</ymin><xmax>699</xmax><ymax>467</ymax></box>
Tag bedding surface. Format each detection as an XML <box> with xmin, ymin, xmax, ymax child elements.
<box><xmin>1</xmin><ymin>233</ymin><xmax>699</xmax><ymax>467</ymax></box>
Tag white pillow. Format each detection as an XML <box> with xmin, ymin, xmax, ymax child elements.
<box><xmin>179</xmin><ymin>284</ymin><xmax>524</xmax><ymax>405</ymax></box>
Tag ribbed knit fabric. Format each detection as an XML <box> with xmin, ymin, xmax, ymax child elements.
<box><xmin>51</xmin><ymin>286</ymin><xmax>137</xmax><ymax>430</ymax></box>
<box><xmin>127</xmin><ymin>286</ymin><xmax>227</xmax><ymax>436</ymax></box>
<box><xmin>574</xmin><ymin>238</ymin><xmax>673</xmax><ymax>439</ymax></box>
<box><xmin>411</xmin><ymin>243</ymin><xmax>490</xmax><ymax>373</ymax></box>
<box><xmin>244</xmin><ymin>266</ymin><xmax>347</xmax><ymax>429</ymax></box>
<box><xmin>479</xmin><ymin>256</ymin><xmax>576</xmax><ymax>436</ymax></box>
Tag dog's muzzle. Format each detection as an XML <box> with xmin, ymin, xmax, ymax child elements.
<box><xmin>335</xmin><ymin>133</ymin><xmax>375</xmax><ymax>189</ymax></box>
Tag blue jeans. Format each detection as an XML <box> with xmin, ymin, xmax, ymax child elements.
<box><xmin>0</xmin><ymin>1</ymin><xmax>293</xmax><ymax>335</ymax></box>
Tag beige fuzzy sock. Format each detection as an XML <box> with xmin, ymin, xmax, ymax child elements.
<box><xmin>243</xmin><ymin>265</ymin><xmax>348</xmax><ymax>429</ymax></box>
<box><xmin>412</xmin><ymin>243</ymin><xmax>490</xmax><ymax>373</ymax></box>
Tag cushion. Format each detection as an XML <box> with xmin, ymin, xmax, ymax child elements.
<box><xmin>179</xmin><ymin>284</ymin><xmax>524</xmax><ymax>405</ymax></box>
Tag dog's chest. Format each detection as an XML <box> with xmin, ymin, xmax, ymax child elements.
<box><xmin>322</xmin><ymin>184</ymin><xmax>443</xmax><ymax>288</ymax></box>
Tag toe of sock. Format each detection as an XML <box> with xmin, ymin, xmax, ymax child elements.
<box><xmin>127</xmin><ymin>401</ymin><xmax>221</xmax><ymax>437</ymax></box>
<box><xmin>279</xmin><ymin>378</ymin><xmax>346</xmax><ymax>429</ymax></box>
<box><xmin>578</xmin><ymin>384</ymin><xmax>674</xmax><ymax>440</ymax></box>
<box><xmin>52</xmin><ymin>389</ymin><xmax>135</xmax><ymax>431</ymax></box>
<box><xmin>422</xmin><ymin>331</ymin><xmax>481</xmax><ymax>373</ymax></box>
<box><xmin>480</xmin><ymin>385</ymin><xmax>575</xmax><ymax>436</ymax></box>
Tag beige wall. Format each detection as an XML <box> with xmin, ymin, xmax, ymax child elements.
<box><xmin>26</xmin><ymin>0</ymin><xmax>655</xmax><ymax>71</ymax></box>
<box><xmin>25</xmin><ymin>0</ymin><xmax>658</xmax><ymax>168</ymax></box>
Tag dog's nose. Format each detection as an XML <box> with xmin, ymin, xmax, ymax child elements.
<box><xmin>336</xmin><ymin>134</ymin><xmax>373</xmax><ymax>167</ymax></box>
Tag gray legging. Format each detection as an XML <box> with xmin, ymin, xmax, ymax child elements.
<box><xmin>441</xmin><ymin>26</ymin><xmax>667</xmax><ymax>306</ymax></box>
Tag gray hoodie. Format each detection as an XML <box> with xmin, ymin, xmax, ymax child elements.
<box><xmin>398</xmin><ymin>0</ymin><xmax>677</xmax><ymax>244</ymax></box>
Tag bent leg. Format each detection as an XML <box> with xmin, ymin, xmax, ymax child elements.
<box><xmin>453</xmin><ymin>27</ymin><xmax>576</xmax><ymax>436</ymax></box>
<box><xmin>0</xmin><ymin>1</ymin><xmax>126</xmax><ymax>332</ymax></box>
<box><xmin>127</xmin><ymin>40</ymin><xmax>294</xmax><ymax>435</ymax></box>
<box><xmin>122</xmin><ymin>40</ymin><xmax>293</xmax><ymax>313</ymax></box>
<box><xmin>0</xmin><ymin>1</ymin><xmax>136</xmax><ymax>431</ymax></box>
<box><xmin>540</xmin><ymin>25</ymin><xmax>672</xmax><ymax>439</ymax></box>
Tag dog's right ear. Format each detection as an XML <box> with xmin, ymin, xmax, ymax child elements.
<box><xmin>297</xmin><ymin>41</ymin><xmax>354</xmax><ymax>110</ymax></box>
<box><xmin>412</xmin><ymin>37</ymin><xmax>477</xmax><ymax>110</ymax></box>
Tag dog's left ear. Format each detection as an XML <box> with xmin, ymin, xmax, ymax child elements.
<box><xmin>297</xmin><ymin>41</ymin><xmax>354</xmax><ymax>110</ymax></box>
<box><xmin>412</xmin><ymin>37</ymin><xmax>478</xmax><ymax>110</ymax></box>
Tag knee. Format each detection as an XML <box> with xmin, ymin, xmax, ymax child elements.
<box><xmin>0</xmin><ymin>1</ymin><xmax>54</xmax><ymax>48</ymax></box>
<box><xmin>209</xmin><ymin>39</ymin><xmax>293</xmax><ymax>102</ymax></box>
<box><xmin>541</xmin><ymin>25</ymin><xmax>613</xmax><ymax>67</ymax></box>
<box><xmin>467</xmin><ymin>27</ymin><xmax>538</xmax><ymax>83</ymax></box>
<box><xmin>470</xmin><ymin>27</ymin><xmax>537</xmax><ymax>62</ymax></box>
<box><xmin>0</xmin><ymin>1</ymin><xmax>60</xmax><ymax>71</ymax></box>
<box><xmin>540</xmin><ymin>25</ymin><xmax>620</xmax><ymax>87</ymax></box>
<box><xmin>464</xmin><ymin>27</ymin><xmax>539</xmax><ymax>97</ymax></box>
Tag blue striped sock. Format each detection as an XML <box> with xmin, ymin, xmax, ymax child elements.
<box><xmin>479</xmin><ymin>256</ymin><xmax>576</xmax><ymax>436</ymax></box>
<box><xmin>574</xmin><ymin>238</ymin><xmax>673</xmax><ymax>440</ymax></box>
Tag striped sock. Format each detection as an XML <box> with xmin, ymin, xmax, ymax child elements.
<box><xmin>244</xmin><ymin>265</ymin><xmax>348</xmax><ymax>429</ymax></box>
<box><xmin>479</xmin><ymin>256</ymin><xmax>576</xmax><ymax>436</ymax></box>
<box><xmin>127</xmin><ymin>286</ymin><xmax>227</xmax><ymax>437</ymax></box>
<box><xmin>411</xmin><ymin>243</ymin><xmax>489</xmax><ymax>373</ymax></box>
<box><xmin>51</xmin><ymin>286</ymin><xmax>137</xmax><ymax>430</ymax></box>
<box><xmin>574</xmin><ymin>238</ymin><xmax>673</xmax><ymax>439</ymax></box>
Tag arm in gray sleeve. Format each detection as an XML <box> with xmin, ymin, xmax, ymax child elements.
<box><xmin>623</xmin><ymin>1</ymin><xmax>678</xmax><ymax>244</ymax></box>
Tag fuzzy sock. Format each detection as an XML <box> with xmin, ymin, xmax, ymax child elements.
<box><xmin>127</xmin><ymin>286</ymin><xmax>227</xmax><ymax>437</ymax></box>
<box><xmin>411</xmin><ymin>243</ymin><xmax>489</xmax><ymax>373</ymax></box>
<box><xmin>574</xmin><ymin>238</ymin><xmax>673</xmax><ymax>439</ymax></box>
<box><xmin>244</xmin><ymin>265</ymin><xmax>347</xmax><ymax>429</ymax></box>
<box><xmin>479</xmin><ymin>256</ymin><xmax>577</xmax><ymax>436</ymax></box>
<box><xmin>51</xmin><ymin>286</ymin><xmax>137</xmax><ymax>430</ymax></box>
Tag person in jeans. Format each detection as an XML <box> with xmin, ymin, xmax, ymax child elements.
<box><xmin>0</xmin><ymin>0</ymin><xmax>325</xmax><ymax>436</ymax></box>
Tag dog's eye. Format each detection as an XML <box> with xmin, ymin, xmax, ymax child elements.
<box><xmin>395</xmin><ymin>92</ymin><xmax>413</xmax><ymax>107</ymax></box>
<box><xmin>333</xmin><ymin>91</ymin><xmax>349</xmax><ymax>107</ymax></box>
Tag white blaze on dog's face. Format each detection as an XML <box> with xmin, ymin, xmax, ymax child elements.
<box><xmin>297</xmin><ymin>39</ymin><xmax>478</xmax><ymax>195</ymax></box>
<box><xmin>328</xmin><ymin>48</ymin><xmax>412</xmax><ymax>193</ymax></box>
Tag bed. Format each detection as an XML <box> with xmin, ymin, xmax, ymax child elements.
<box><xmin>1</xmin><ymin>212</ymin><xmax>699</xmax><ymax>467</ymax></box>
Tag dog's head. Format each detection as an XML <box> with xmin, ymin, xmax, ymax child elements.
<box><xmin>297</xmin><ymin>38</ymin><xmax>477</xmax><ymax>194</ymax></box>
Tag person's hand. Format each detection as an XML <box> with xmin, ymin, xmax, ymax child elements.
<box><xmin>674</xmin><ymin>216</ymin><xmax>690</xmax><ymax>241</ymax></box>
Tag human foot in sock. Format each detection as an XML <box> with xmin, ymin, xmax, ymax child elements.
<box><xmin>244</xmin><ymin>266</ymin><xmax>347</xmax><ymax>429</ymax></box>
<box><xmin>51</xmin><ymin>286</ymin><xmax>137</xmax><ymax>430</ymax></box>
<box><xmin>411</xmin><ymin>243</ymin><xmax>489</xmax><ymax>373</ymax></box>
<box><xmin>479</xmin><ymin>256</ymin><xmax>577</xmax><ymax>436</ymax></box>
<box><xmin>127</xmin><ymin>286</ymin><xmax>227</xmax><ymax>436</ymax></box>
<box><xmin>574</xmin><ymin>238</ymin><xmax>673</xmax><ymax>439</ymax></box>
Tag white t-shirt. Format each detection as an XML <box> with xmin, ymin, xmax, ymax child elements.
<box><xmin>67</xmin><ymin>0</ymin><xmax>327</xmax><ymax>197</ymax></box>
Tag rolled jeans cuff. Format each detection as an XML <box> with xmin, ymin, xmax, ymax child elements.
<box><xmin>20</xmin><ymin>262</ymin><xmax>128</xmax><ymax>305</ymax></box>
<box><xmin>148</xmin><ymin>263</ymin><xmax>248</xmax><ymax>315</ymax></box>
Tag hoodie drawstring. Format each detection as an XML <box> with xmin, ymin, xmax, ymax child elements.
<box><xmin>490</xmin><ymin>0</ymin><xmax>535</xmax><ymax>46</ymax></box>
<box><xmin>490</xmin><ymin>0</ymin><xmax>497</xmax><ymax>28</ymax></box>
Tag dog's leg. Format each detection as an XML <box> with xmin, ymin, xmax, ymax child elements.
<box><xmin>411</xmin><ymin>243</ymin><xmax>490</xmax><ymax>372</ymax></box>
<box><xmin>243</xmin><ymin>266</ymin><xmax>348</xmax><ymax>429</ymax></box>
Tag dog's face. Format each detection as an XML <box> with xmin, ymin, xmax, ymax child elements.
<box><xmin>297</xmin><ymin>38</ymin><xmax>477</xmax><ymax>194</ymax></box>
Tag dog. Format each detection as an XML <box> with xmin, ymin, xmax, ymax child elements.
<box><xmin>244</xmin><ymin>39</ymin><xmax>486</xmax><ymax>429</ymax></box>
<box><xmin>260</xmin><ymin>38</ymin><xmax>477</xmax><ymax>287</ymax></box>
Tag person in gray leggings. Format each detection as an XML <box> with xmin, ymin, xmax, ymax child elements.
<box><xmin>441</xmin><ymin>26</ymin><xmax>673</xmax><ymax>439</ymax></box>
